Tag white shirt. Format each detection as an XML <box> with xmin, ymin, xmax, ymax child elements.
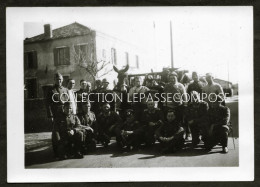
<box><xmin>68</xmin><ymin>89</ymin><xmax>77</xmax><ymax>115</ymax></box>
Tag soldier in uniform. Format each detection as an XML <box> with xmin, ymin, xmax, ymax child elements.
<box><xmin>205</xmin><ymin>95</ymin><xmax>231</xmax><ymax>153</ymax></box>
<box><xmin>129</xmin><ymin>76</ymin><xmax>150</xmax><ymax>121</ymax></box>
<box><xmin>163</xmin><ymin>72</ymin><xmax>187</xmax><ymax>121</ymax></box>
<box><xmin>96</xmin><ymin>103</ymin><xmax>123</xmax><ymax>147</ymax></box>
<box><xmin>116</xmin><ymin>109</ymin><xmax>144</xmax><ymax>151</ymax></box>
<box><xmin>187</xmin><ymin>72</ymin><xmax>204</xmax><ymax>99</ymax></box>
<box><xmin>141</xmin><ymin>100</ymin><xmax>164</xmax><ymax>147</ymax></box>
<box><xmin>90</xmin><ymin>79</ymin><xmax>102</xmax><ymax>116</ymax></box>
<box><xmin>76</xmin><ymin>79</ymin><xmax>91</xmax><ymax>115</ymax></box>
<box><xmin>46</xmin><ymin>72</ymin><xmax>69</xmax><ymax>157</ymax></box>
<box><xmin>77</xmin><ymin>101</ymin><xmax>97</xmax><ymax>152</ymax></box>
<box><xmin>54</xmin><ymin>102</ymin><xmax>84</xmax><ymax>159</ymax></box>
<box><xmin>185</xmin><ymin>91</ymin><xmax>209</xmax><ymax>147</ymax></box>
<box><xmin>99</xmin><ymin>78</ymin><xmax>115</xmax><ymax>112</ymax></box>
<box><xmin>155</xmin><ymin>110</ymin><xmax>185</xmax><ymax>153</ymax></box>
<box><xmin>163</xmin><ymin>72</ymin><xmax>188</xmax><ymax>139</ymax></box>
<box><xmin>202</xmin><ymin>73</ymin><xmax>225</xmax><ymax>104</ymax></box>
<box><xmin>145</xmin><ymin>75</ymin><xmax>164</xmax><ymax>110</ymax></box>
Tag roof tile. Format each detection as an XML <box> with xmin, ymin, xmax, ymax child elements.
<box><xmin>24</xmin><ymin>22</ymin><xmax>92</xmax><ymax>43</ymax></box>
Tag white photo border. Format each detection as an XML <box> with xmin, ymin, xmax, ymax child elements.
<box><xmin>7</xmin><ymin>7</ymin><xmax>254</xmax><ymax>182</ymax></box>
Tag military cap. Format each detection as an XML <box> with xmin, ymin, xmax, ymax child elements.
<box><xmin>102</xmin><ymin>78</ymin><xmax>109</xmax><ymax>84</ymax></box>
<box><xmin>64</xmin><ymin>102</ymin><xmax>73</xmax><ymax>107</ymax></box>
<box><xmin>95</xmin><ymin>79</ymin><xmax>102</xmax><ymax>84</ymax></box>
<box><xmin>54</xmin><ymin>72</ymin><xmax>63</xmax><ymax>78</ymax></box>
<box><xmin>192</xmin><ymin>71</ymin><xmax>198</xmax><ymax>77</ymax></box>
<box><xmin>80</xmin><ymin>79</ymin><xmax>87</xmax><ymax>84</ymax></box>
<box><xmin>167</xmin><ymin>109</ymin><xmax>176</xmax><ymax>114</ymax></box>
<box><xmin>168</xmin><ymin>72</ymin><xmax>178</xmax><ymax>77</ymax></box>
<box><xmin>206</xmin><ymin>73</ymin><xmax>213</xmax><ymax>78</ymax></box>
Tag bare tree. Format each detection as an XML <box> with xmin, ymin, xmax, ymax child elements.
<box><xmin>72</xmin><ymin>44</ymin><xmax>113</xmax><ymax>81</ymax></box>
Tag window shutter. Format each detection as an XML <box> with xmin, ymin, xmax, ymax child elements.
<box><xmin>114</xmin><ymin>49</ymin><xmax>117</xmax><ymax>65</ymax></box>
<box><xmin>33</xmin><ymin>51</ymin><xmax>38</xmax><ymax>69</ymax></box>
<box><xmin>74</xmin><ymin>45</ymin><xmax>79</xmax><ymax>55</ymax></box>
<box><xmin>53</xmin><ymin>48</ymin><xmax>58</xmax><ymax>66</ymax></box>
<box><xmin>65</xmin><ymin>47</ymin><xmax>70</xmax><ymax>65</ymax></box>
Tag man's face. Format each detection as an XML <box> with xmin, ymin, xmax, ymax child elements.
<box><xmin>86</xmin><ymin>83</ymin><xmax>91</xmax><ymax>92</ymax></box>
<box><xmin>147</xmin><ymin>101</ymin><xmax>155</xmax><ymax>110</ymax></box>
<box><xmin>67</xmin><ymin>80</ymin><xmax>75</xmax><ymax>89</ymax></box>
<box><xmin>206</xmin><ymin>76</ymin><xmax>213</xmax><ymax>84</ymax></box>
<box><xmin>167</xmin><ymin>112</ymin><xmax>176</xmax><ymax>122</ymax></box>
<box><xmin>80</xmin><ymin>81</ymin><xmax>87</xmax><ymax>90</ymax></box>
<box><xmin>135</xmin><ymin>79</ymin><xmax>141</xmax><ymax>87</ymax></box>
<box><xmin>192</xmin><ymin>74</ymin><xmax>198</xmax><ymax>82</ymax></box>
<box><xmin>103</xmin><ymin>104</ymin><xmax>110</xmax><ymax>113</ymax></box>
<box><xmin>64</xmin><ymin>105</ymin><xmax>72</xmax><ymax>115</ymax></box>
<box><xmin>55</xmin><ymin>77</ymin><xmax>63</xmax><ymax>87</ymax></box>
<box><xmin>82</xmin><ymin>103</ymin><xmax>91</xmax><ymax>113</ymax></box>
<box><xmin>168</xmin><ymin>75</ymin><xmax>177</xmax><ymax>84</ymax></box>
<box><xmin>102</xmin><ymin>82</ymin><xmax>109</xmax><ymax>89</ymax></box>
<box><xmin>96</xmin><ymin>83</ymin><xmax>102</xmax><ymax>89</ymax></box>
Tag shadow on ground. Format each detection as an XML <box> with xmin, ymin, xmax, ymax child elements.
<box><xmin>25</xmin><ymin>140</ymin><xmax>226</xmax><ymax>166</ymax></box>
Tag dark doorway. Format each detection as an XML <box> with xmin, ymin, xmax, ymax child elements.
<box><xmin>26</xmin><ymin>78</ymin><xmax>37</xmax><ymax>99</ymax></box>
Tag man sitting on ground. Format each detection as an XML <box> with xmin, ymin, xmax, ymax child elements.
<box><xmin>96</xmin><ymin>103</ymin><xmax>123</xmax><ymax>147</ymax></box>
<box><xmin>54</xmin><ymin>102</ymin><xmax>84</xmax><ymax>159</ymax></box>
<box><xmin>78</xmin><ymin>102</ymin><xmax>97</xmax><ymax>153</ymax></box>
<box><xmin>116</xmin><ymin>109</ymin><xmax>144</xmax><ymax>151</ymax></box>
<box><xmin>141</xmin><ymin>100</ymin><xmax>164</xmax><ymax>147</ymax></box>
<box><xmin>155</xmin><ymin>110</ymin><xmax>185</xmax><ymax>153</ymax></box>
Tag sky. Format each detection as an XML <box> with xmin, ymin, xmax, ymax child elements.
<box><xmin>24</xmin><ymin>8</ymin><xmax>252</xmax><ymax>84</ymax></box>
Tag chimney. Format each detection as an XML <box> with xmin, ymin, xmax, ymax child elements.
<box><xmin>44</xmin><ymin>24</ymin><xmax>52</xmax><ymax>38</ymax></box>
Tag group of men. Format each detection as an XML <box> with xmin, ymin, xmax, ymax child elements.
<box><xmin>46</xmin><ymin>71</ymin><xmax>231</xmax><ymax>160</ymax></box>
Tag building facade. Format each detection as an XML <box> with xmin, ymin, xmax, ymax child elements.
<box><xmin>24</xmin><ymin>22</ymin><xmax>144</xmax><ymax>99</ymax></box>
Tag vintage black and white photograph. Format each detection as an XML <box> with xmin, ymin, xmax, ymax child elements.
<box><xmin>7</xmin><ymin>7</ymin><xmax>253</xmax><ymax>182</ymax></box>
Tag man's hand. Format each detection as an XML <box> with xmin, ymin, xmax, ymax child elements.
<box><xmin>188</xmin><ymin>120</ymin><xmax>194</xmax><ymax>125</ymax></box>
<box><xmin>69</xmin><ymin>130</ymin><xmax>74</xmax><ymax>136</ymax></box>
<box><xmin>85</xmin><ymin>127</ymin><xmax>94</xmax><ymax>133</ymax></box>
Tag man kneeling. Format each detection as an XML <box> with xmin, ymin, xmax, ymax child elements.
<box><xmin>205</xmin><ymin>95</ymin><xmax>231</xmax><ymax>153</ymax></box>
<box><xmin>155</xmin><ymin>110</ymin><xmax>185</xmax><ymax>153</ymax></box>
<box><xmin>117</xmin><ymin>109</ymin><xmax>144</xmax><ymax>151</ymax></box>
<box><xmin>54</xmin><ymin>102</ymin><xmax>84</xmax><ymax>159</ymax></box>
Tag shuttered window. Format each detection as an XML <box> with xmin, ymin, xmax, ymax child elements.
<box><xmin>54</xmin><ymin>47</ymin><xmax>70</xmax><ymax>66</ymax></box>
<box><xmin>24</xmin><ymin>51</ymin><xmax>38</xmax><ymax>69</ymax></box>
<box><xmin>111</xmin><ymin>48</ymin><xmax>117</xmax><ymax>65</ymax></box>
<box><xmin>125</xmin><ymin>52</ymin><xmax>129</xmax><ymax>65</ymax></box>
<box><xmin>74</xmin><ymin>44</ymin><xmax>94</xmax><ymax>64</ymax></box>
<box><xmin>136</xmin><ymin>55</ymin><xmax>139</xmax><ymax>69</ymax></box>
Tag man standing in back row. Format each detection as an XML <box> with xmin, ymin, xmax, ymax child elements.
<box><xmin>46</xmin><ymin>72</ymin><xmax>69</xmax><ymax>157</ymax></box>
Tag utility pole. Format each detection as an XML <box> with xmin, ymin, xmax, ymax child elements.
<box><xmin>170</xmin><ymin>20</ymin><xmax>174</xmax><ymax>68</ymax></box>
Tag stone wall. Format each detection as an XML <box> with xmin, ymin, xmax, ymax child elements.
<box><xmin>24</xmin><ymin>99</ymin><xmax>52</xmax><ymax>133</ymax></box>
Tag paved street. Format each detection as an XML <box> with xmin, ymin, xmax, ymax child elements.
<box><xmin>25</xmin><ymin>96</ymin><xmax>239</xmax><ymax>168</ymax></box>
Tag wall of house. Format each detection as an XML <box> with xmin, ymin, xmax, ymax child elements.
<box><xmin>95</xmin><ymin>32</ymin><xmax>148</xmax><ymax>88</ymax></box>
<box><xmin>24</xmin><ymin>33</ymin><xmax>96</xmax><ymax>99</ymax></box>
